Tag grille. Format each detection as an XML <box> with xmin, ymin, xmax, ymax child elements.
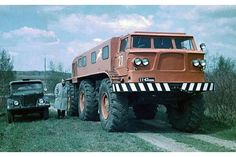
<box><xmin>12</xmin><ymin>93</ymin><xmax>43</xmax><ymax>107</ymax></box>
<box><xmin>22</xmin><ymin>95</ymin><xmax>37</xmax><ymax>106</ymax></box>
<box><xmin>157</xmin><ymin>53</ymin><xmax>184</xmax><ymax>71</ymax></box>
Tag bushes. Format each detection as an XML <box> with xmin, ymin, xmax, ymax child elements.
<box><xmin>204</xmin><ymin>56</ymin><xmax>236</xmax><ymax>124</ymax></box>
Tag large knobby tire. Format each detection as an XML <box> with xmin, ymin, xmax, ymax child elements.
<box><xmin>133</xmin><ymin>104</ymin><xmax>157</xmax><ymax>120</ymax></box>
<box><xmin>7</xmin><ymin>111</ymin><xmax>13</xmax><ymax>123</ymax></box>
<box><xmin>68</xmin><ymin>83</ymin><xmax>79</xmax><ymax>116</ymax></box>
<box><xmin>167</xmin><ymin>94</ymin><xmax>205</xmax><ymax>132</ymax></box>
<box><xmin>98</xmin><ymin>78</ymin><xmax>128</xmax><ymax>132</ymax></box>
<box><xmin>78</xmin><ymin>80</ymin><xmax>98</xmax><ymax>121</ymax></box>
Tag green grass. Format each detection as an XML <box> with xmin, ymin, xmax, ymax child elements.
<box><xmin>156</xmin><ymin>110</ymin><xmax>236</xmax><ymax>142</ymax></box>
<box><xmin>197</xmin><ymin>116</ymin><xmax>236</xmax><ymax>141</ymax></box>
<box><xmin>0</xmin><ymin>111</ymin><xmax>160</xmax><ymax>152</ymax></box>
<box><xmin>129</xmin><ymin>118</ymin><xmax>233</xmax><ymax>152</ymax></box>
<box><xmin>1</xmin><ymin>109</ymin><xmax>236</xmax><ymax>152</ymax></box>
<box><xmin>213</xmin><ymin>126</ymin><xmax>236</xmax><ymax>141</ymax></box>
<box><xmin>163</xmin><ymin>133</ymin><xmax>233</xmax><ymax>152</ymax></box>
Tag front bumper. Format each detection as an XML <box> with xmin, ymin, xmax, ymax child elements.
<box><xmin>7</xmin><ymin>104</ymin><xmax>50</xmax><ymax>111</ymax></box>
<box><xmin>112</xmin><ymin>82</ymin><xmax>214</xmax><ymax>92</ymax></box>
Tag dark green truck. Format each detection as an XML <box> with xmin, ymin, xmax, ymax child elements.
<box><xmin>6</xmin><ymin>79</ymin><xmax>50</xmax><ymax>123</ymax></box>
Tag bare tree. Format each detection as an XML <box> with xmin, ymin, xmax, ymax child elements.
<box><xmin>46</xmin><ymin>60</ymin><xmax>70</xmax><ymax>93</ymax></box>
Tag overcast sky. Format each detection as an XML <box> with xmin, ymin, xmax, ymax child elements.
<box><xmin>0</xmin><ymin>5</ymin><xmax>235</xmax><ymax>71</ymax></box>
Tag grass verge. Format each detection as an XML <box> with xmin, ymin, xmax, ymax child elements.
<box><xmin>0</xmin><ymin>110</ymin><xmax>160</xmax><ymax>152</ymax></box>
<box><xmin>156</xmin><ymin>109</ymin><xmax>236</xmax><ymax>142</ymax></box>
<box><xmin>197</xmin><ymin>116</ymin><xmax>236</xmax><ymax>141</ymax></box>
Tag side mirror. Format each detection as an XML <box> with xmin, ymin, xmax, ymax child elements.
<box><xmin>200</xmin><ymin>43</ymin><xmax>207</xmax><ymax>52</ymax></box>
<box><xmin>44</xmin><ymin>88</ymin><xmax>47</xmax><ymax>92</ymax></box>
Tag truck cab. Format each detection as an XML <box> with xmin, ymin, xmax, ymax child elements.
<box><xmin>116</xmin><ymin>32</ymin><xmax>207</xmax><ymax>83</ymax></box>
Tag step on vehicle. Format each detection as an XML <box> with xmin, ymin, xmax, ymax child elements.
<box><xmin>67</xmin><ymin>31</ymin><xmax>214</xmax><ymax>132</ymax></box>
<box><xmin>6</xmin><ymin>79</ymin><xmax>50</xmax><ymax>123</ymax></box>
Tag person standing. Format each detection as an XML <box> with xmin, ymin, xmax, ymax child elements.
<box><xmin>54</xmin><ymin>79</ymin><xmax>68</xmax><ymax>119</ymax></box>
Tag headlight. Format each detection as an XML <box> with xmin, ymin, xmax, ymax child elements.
<box><xmin>142</xmin><ymin>58</ymin><xmax>149</xmax><ymax>66</ymax></box>
<box><xmin>192</xmin><ymin>60</ymin><xmax>200</xmax><ymax>67</ymax></box>
<box><xmin>200</xmin><ymin>59</ymin><xmax>206</xmax><ymax>67</ymax></box>
<box><xmin>14</xmin><ymin>101</ymin><xmax>19</xmax><ymax>106</ymax></box>
<box><xmin>39</xmin><ymin>98</ymin><xmax>44</xmax><ymax>104</ymax></box>
<box><xmin>134</xmin><ymin>58</ymin><xmax>142</xmax><ymax>66</ymax></box>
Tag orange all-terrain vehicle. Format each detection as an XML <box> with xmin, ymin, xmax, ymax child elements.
<box><xmin>67</xmin><ymin>31</ymin><xmax>214</xmax><ymax>132</ymax></box>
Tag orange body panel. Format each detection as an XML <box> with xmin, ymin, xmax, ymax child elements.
<box><xmin>71</xmin><ymin>32</ymin><xmax>206</xmax><ymax>84</ymax></box>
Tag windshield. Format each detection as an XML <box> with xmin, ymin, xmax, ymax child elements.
<box><xmin>133</xmin><ymin>36</ymin><xmax>151</xmax><ymax>48</ymax></box>
<box><xmin>154</xmin><ymin>37</ymin><xmax>173</xmax><ymax>49</ymax></box>
<box><xmin>11</xmin><ymin>82</ymin><xmax>43</xmax><ymax>94</ymax></box>
<box><xmin>132</xmin><ymin>36</ymin><xmax>194</xmax><ymax>50</ymax></box>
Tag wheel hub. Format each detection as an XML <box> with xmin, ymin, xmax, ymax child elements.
<box><xmin>79</xmin><ymin>92</ymin><xmax>85</xmax><ymax>112</ymax></box>
<box><xmin>101</xmin><ymin>93</ymin><xmax>109</xmax><ymax>120</ymax></box>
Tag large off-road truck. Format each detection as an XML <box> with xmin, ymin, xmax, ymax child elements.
<box><xmin>67</xmin><ymin>31</ymin><xmax>214</xmax><ymax>132</ymax></box>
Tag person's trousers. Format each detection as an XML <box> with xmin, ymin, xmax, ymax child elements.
<box><xmin>57</xmin><ymin>110</ymin><xmax>65</xmax><ymax>118</ymax></box>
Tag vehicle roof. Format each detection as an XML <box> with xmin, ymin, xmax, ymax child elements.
<box><xmin>127</xmin><ymin>31</ymin><xmax>193</xmax><ymax>38</ymax></box>
<box><xmin>72</xmin><ymin>31</ymin><xmax>194</xmax><ymax>63</ymax></box>
<box><xmin>10</xmin><ymin>79</ymin><xmax>43</xmax><ymax>85</ymax></box>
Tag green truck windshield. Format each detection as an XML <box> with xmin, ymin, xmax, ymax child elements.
<box><xmin>11</xmin><ymin>82</ymin><xmax>43</xmax><ymax>93</ymax></box>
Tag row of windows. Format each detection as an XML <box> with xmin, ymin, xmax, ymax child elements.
<box><xmin>119</xmin><ymin>36</ymin><xmax>194</xmax><ymax>51</ymax></box>
<box><xmin>132</xmin><ymin>36</ymin><xmax>193</xmax><ymax>50</ymax></box>
<box><xmin>77</xmin><ymin>45</ymin><xmax>109</xmax><ymax>68</ymax></box>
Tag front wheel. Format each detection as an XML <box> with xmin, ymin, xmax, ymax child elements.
<box><xmin>98</xmin><ymin>78</ymin><xmax>128</xmax><ymax>132</ymax></box>
<box><xmin>167</xmin><ymin>94</ymin><xmax>205</xmax><ymax>132</ymax></box>
<box><xmin>7</xmin><ymin>111</ymin><xmax>14</xmax><ymax>123</ymax></box>
<box><xmin>41</xmin><ymin>108</ymin><xmax>49</xmax><ymax>120</ymax></box>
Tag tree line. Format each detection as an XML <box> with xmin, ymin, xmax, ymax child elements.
<box><xmin>204</xmin><ymin>56</ymin><xmax>236</xmax><ymax>124</ymax></box>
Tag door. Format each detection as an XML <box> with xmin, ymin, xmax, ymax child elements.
<box><xmin>115</xmin><ymin>37</ymin><xmax>129</xmax><ymax>76</ymax></box>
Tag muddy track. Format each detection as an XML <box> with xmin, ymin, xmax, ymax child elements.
<box><xmin>130</xmin><ymin>118</ymin><xmax>236</xmax><ymax>152</ymax></box>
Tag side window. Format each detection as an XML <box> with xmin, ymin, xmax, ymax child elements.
<box><xmin>72</xmin><ymin>63</ymin><xmax>76</xmax><ymax>75</ymax></box>
<box><xmin>82</xmin><ymin>56</ymin><xmax>87</xmax><ymax>67</ymax></box>
<box><xmin>120</xmin><ymin>38</ymin><xmax>128</xmax><ymax>52</ymax></box>
<box><xmin>91</xmin><ymin>51</ymin><xmax>96</xmax><ymax>64</ymax></box>
<box><xmin>102</xmin><ymin>46</ymin><xmax>109</xmax><ymax>60</ymax></box>
<box><xmin>77</xmin><ymin>58</ymin><xmax>82</xmax><ymax>67</ymax></box>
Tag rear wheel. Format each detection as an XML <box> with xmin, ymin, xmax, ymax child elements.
<box><xmin>68</xmin><ymin>83</ymin><xmax>78</xmax><ymax>116</ymax></box>
<box><xmin>98</xmin><ymin>78</ymin><xmax>128</xmax><ymax>132</ymax></box>
<box><xmin>167</xmin><ymin>94</ymin><xmax>205</xmax><ymax>132</ymax></box>
<box><xmin>78</xmin><ymin>80</ymin><xmax>98</xmax><ymax>121</ymax></box>
<box><xmin>7</xmin><ymin>111</ymin><xmax>13</xmax><ymax>123</ymax></box>
<box><xmin>133</xmin><ymin>104</ymin><xmax>157</xmax><ymax>120</ymax></box>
